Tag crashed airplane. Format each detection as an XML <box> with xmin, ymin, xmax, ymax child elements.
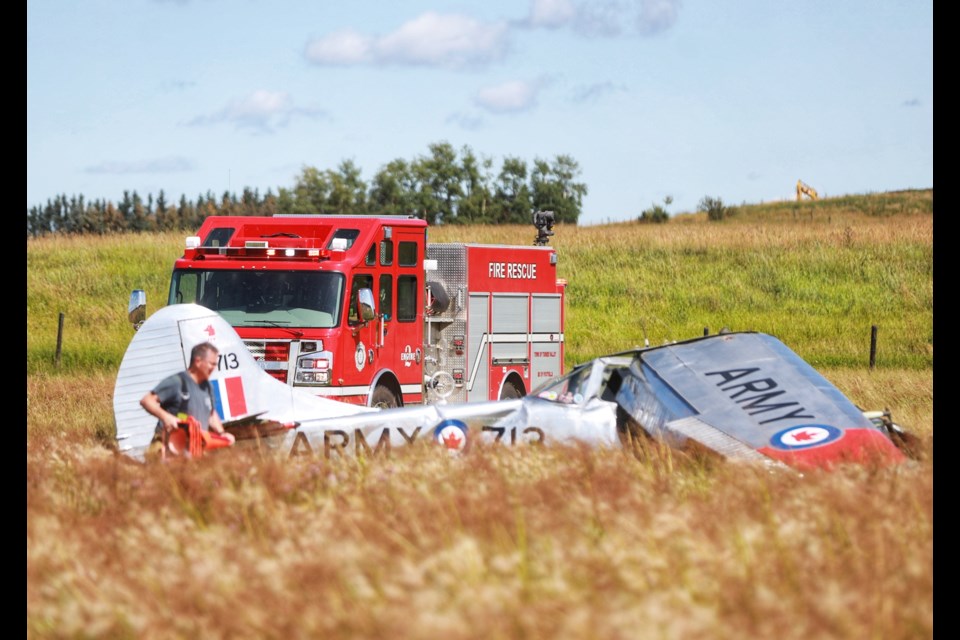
<box><xmin>114</xmin><ymin>303</ymin><xmax>918</xmax><ymax>470</ymax></box>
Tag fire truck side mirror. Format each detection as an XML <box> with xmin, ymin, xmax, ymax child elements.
<box><xmin>357</xmin><ymin>288</ymin><xmax>376</xmax><ymax>323</ymax></box>
<box><xmin>128</xmin><ymin>289</ymin><xmax>147</xmax><ymax>331</ymax></box>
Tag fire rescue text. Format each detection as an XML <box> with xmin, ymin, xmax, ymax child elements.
<box><xmin>488</xmin><ymin>262</ymin><xmax>537</xmax><ymax>280</ymax></box>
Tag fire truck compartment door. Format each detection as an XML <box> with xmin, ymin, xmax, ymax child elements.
<box><xmin>491</xmin><ymin>293</ymin><xmax>529</xmax><ymax>362</ymax></box>
<box><xmin>468</xmin><ymin>293</ymin><xmax>489</xmax><ymax>400</ymax></box>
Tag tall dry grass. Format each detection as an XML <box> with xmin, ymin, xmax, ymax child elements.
<box><xmin>27</xmin><ymin>438</ymin><xmax>932</xmax><ymax>639</ymax></box>
<box><xmin>27</xmin><ymin>343</ymin><xmax>933</xmax><ymax>640</ymax></box>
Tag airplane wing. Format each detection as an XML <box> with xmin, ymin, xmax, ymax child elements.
<box><xmin>614</xmin><ymin>332</ymin><xmax>907</xmax><ymax>469</ymax></box>
<box><xmin>272</xmin><ymin>391</ymin><xmax>623</xmax><ymax>459</ymax></box>
<box><xmin>279</xmin><ymin>398</ymin><xmax>526</xmax><ymax>458</ymax></box>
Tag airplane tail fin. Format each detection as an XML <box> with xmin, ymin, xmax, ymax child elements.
<box><xmin>114</xmin><ymin>304</ymin><xmax>371</xmax><ymax>461</ymax></box>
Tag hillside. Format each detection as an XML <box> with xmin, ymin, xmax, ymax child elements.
<box><xmin>671</xmin><ymin>188</ymin><xmax>933</xmax><ymax>222</ymax></box>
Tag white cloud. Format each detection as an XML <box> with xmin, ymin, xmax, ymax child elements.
<box><xmin>306</xmin><ymin>12</ymin><xmax>510</xmax><ymax>69</ymax></box>
<box><xmin>304</xmin><ymin>3</ymin><xmax>680</xmax><ymax>71</ymax></box>
<box><xmin>528</xmin><ymin>0</ymin><xmax>576</xmax><ymax>29</ymax></box>
<box><xmin>304</xmin><ymin>29</ymin><xmax>374</xmax><ymax>65</ymax></box>
<box><xmin>569</xmin><ymin>0</ymin><xmax>682</xmax><ymax>37</ymax></box>
<box><xmin>231</xmin><ymin>90</ymin><xmax>291</xmax><ymax>119</ymax></box>
<box><xmin>85</xmin><ymin>156</ymin><xmax>194</xmax><ymax>174</ymax></box>
<box><xmin>635</xmin><ymin>0</ymin><xmax>681</xmax><ymax>35</ymax></box>
<box><xmin>475</xmin><ymin>80</ymin><xmax>540</xmax><ymax>113</ymax></box>
<box><xmin>187</xmin><ymin>90</ymin><xmax>326</xmax><ymax>134</ymax></box>
<box><xmin>572</xmin><ymin>2</ymin><xmax>626</xmax><ymax>37</ymax></box>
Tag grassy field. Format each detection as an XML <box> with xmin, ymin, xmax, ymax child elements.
<box><xmin>26</xmin><ymin>190</ymin><xmax>933</xmax><ymax>638</ymax></box>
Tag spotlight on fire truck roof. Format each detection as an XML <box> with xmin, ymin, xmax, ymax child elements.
<box><xmin>533</xmin><ymin>210</ymin><xmax>555</xmax><ymax>247</ymax></box>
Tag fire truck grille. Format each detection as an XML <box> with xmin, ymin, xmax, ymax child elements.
<box><xmin>243</xmin><ymin>339</ymin><xmax>290</xmax><ymax>384</ymax></box>
<box><xmin>265</xmin><ymin>370</ymin><xmax>288</xmax><ymax>384</ymax></box>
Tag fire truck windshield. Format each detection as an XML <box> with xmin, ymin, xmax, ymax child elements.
<box><xmin>169</xmin><ymin>269</ymin><xmax>345</xmax><ymax>329</ymax></box>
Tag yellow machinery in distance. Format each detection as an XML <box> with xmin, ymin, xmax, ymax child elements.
<box><xmin>796</xmin><ymin>180</ymin><xmax>819</xmax><ymax>201</ymax></box>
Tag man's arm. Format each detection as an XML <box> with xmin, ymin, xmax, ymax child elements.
<box><xmin>140</xmin><ymin>392</ymin><xmax>181</xmax><ymax>433</ymax></box>
<box><xmin>208</xmin><ymin>410</ymin><xmax>236</xmax><ymax>444</ymax></box>
<box><xmin>208</xmin><ymin>410</ymin><xmax>226</xmax><ymax>435</ymax></box>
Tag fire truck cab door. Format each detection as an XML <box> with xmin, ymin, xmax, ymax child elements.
<box><xmin>348</xmin><ymin>232</ymin><xmax>424</xmax><ymax>405</ymax></box>
<box><xmin>377</xmin><ymin>234</ymin><xmax>424</xmax><ymax>403</ymax></box>
<box><xmin>346</xmin><ymin>274</ymin><xmax>377</xmax><ymax>390</ymax></box>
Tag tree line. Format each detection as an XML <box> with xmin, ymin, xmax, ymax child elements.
<box><xmin>26</xmin><ymin>142</ymin><xmax>588</xmax><ymax>237</ymax></box>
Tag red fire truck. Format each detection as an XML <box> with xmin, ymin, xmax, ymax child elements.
<box><xmin>152</xmin><ymin>215</ymin><xmax>566</xmax><ymax>408</ymax></box>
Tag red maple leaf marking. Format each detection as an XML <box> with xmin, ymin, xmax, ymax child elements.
<box><xmin>791</xmin><ymin>430</ymin><xmax>816</xmax><ymax>442</ymax></box>
<box><xmin>442</xmin><ymin>430</ymin><xmax>463</xmax><ymax>449</ymax></box>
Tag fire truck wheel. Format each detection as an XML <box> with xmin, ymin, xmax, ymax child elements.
<box><xmin>500</xmin><ymin>380</ymin><xmax>524</xmax><ymax>400</ymax></box>
<box><xmin>371</xmin><ymin>385</ymin><xmax>401</xmax><ymax>409</ymax></box>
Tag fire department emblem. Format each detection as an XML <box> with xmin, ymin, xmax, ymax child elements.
<box><xmin>433</xmin><ymin>419</ymin><xmax>468</xmax><ymax>454</ymax></box>
<box><xmin>355</xmin><ymin>342</ymin><xmax>366</xmax><ymax>371</ymax></box>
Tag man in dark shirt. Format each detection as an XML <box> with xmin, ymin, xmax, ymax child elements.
<box><xmin>140</xmin><ymin>341</ymin><xmax>235</xmax><ymax>456</ymax></box>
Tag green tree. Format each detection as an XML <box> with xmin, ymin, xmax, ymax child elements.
<box><xmin>130</xmin><ymin>191</ymin><xmax>150</xmax><ymax>231</ymax></box>
<box><xmin>276</xmin><ymin>187</ymin><xmax>296</xmax><ymax>215</ymax></box>
<box><xmin>416</xmin><ymin>142</ymin><xmax>463</xmax><ymax>224</ymax></box>
<box><xmin>457</xmin><ymin>146</ymin><xmax>494</xmax><ymax>224</ymax></box>
<box><xmin>198</xmin><ymin>192</ymin><xmax>219</xmax><ymax>221</ymax></box>
<box><xmin>639</xmin><ymin>195</ymin><xmax>671</xmax><ymax>224</ymax></box>
<box><xmin>493</xmin><ymin>157</ymin><xmax>531</xmax><ymax>224</ymax></box>
<box><xmin>292</xmin><ymin>166</ymin><xmax>331</xmax><ymax>214</ymax></box>
<box><xmin>79</xmin><ymin>198</ymin><xmax>105</xmax><ymax>235</ymax></box>
<box><xmin>370</xmin><ymin>159</ymin><xmax>415</xmax><ymax>215</ymax></box>
<box><xmin>327</xmin><ymin>160</ymin><xmax>367</xmax><ymax>214</ymax></box>
<box><xmin>698</xmin><ymin>196</ymin><xmax>731</xmax><ymax>221</ymax></box>
<box><xmin>117</xmin><ymin>191</ymin><xmax>132</xmax><ymax>230</ymax></box>
<box><xmin>240</xmin><ymin>187</ymin><xmax>260</xmax><ymax>216</ymax></box>
<box><xmin>531</xmin><ymin>155</ymin><xmax>586</xmax><ymax>224</ymax></box>
<box><xmin>219</xmin><ymin>191</ymin><xmax>238</xmax><ymax>216</ymax></box>
<box><xmin>103</xmin><ymin>200</ymin><xmax>123</xmax><ymax>233</ymax></box>
<box><xmin>26</xmin><ymin>205</ymin><xmax>42</xmax><ymax>237</ymax></box>
<box><xmin>154</xmin><ymin>190</ymin><xmax>175</xmax><ymax>230</ymax></box>
<box><xmin>261</xmin><ymin>189</ymin><xmax>278</xmax><ymax>217</ymax></box>
<box><xmin>175</xmin><ymin>194</ymin><xmax>192</xmax><ymax>231</ymax></box>
<box><xmin>62</xmin><ymin>194</ymin><xmax>83</xmax><ymax>233</ymax></box>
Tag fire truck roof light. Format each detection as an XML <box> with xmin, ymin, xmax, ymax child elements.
<box><xmin>185</xmin><ymin>236</ymin><xmax>201</xmax><ymax>249</ymax></box>
<box><xmin>330</xmin><ymin>238</ymin><xmax>348</xmax><ymax>251</ymax></box>
<box><xmin>285</xmin><ymin>248</ymin><xmax>295</xmax><ymax>257</ymax></box>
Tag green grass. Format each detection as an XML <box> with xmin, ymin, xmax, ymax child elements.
<box><xmin>27</xmin><ymin>231</ymin><xmax>184</xmax><ymax>373</ymax></box>
<box><xmin>27</xmin><ymin>191</ymin><xmax>933</xmax><ymax>375</ymax></box>
<box><xmin>556</xmin><ymin>201</ymin><xmax>932</xmax><ymax>368</ymax></box>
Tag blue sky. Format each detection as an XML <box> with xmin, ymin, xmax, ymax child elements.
<box><xmin>27</xmin><ymin>0</ymin><xmax>932</xmax><ymax>225</ymax></box>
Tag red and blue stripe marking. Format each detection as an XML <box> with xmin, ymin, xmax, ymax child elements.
<box><xmin>211</xmin><ymin>376</ymin><xmax>248</xmax><ymax>421</ymax></box>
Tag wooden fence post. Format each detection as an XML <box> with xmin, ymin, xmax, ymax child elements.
<box><xmin>869</xmin><ymin>325</ymin><xmax>878</xmax><ymax>369</ymax></box>
<box><xmin>55</xmin><ymin>312</ymin><xmax>65</xmax><ymax>367</ymax></box>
